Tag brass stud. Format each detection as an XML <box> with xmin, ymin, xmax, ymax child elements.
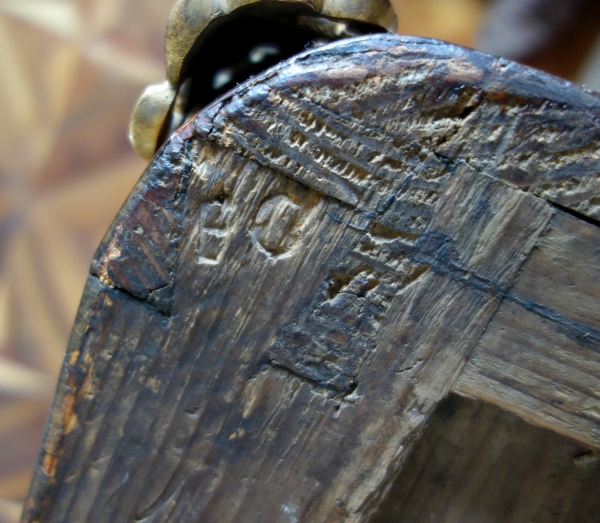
<box><xmin>129</xmin><ymin>81</ymin><xmax>176</xmax><ymax>161</ymax></box>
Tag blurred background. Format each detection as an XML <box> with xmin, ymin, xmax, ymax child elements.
<box><xmin>0</xmin><ymin>0</ymin><xmax>599</xmax><ymax>521</ymax></box>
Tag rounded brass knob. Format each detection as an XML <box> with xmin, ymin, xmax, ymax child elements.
<box><xmin>130</xmin><ymin>0</ymin><xmax>397</xmax><ymax>160</ymax></box>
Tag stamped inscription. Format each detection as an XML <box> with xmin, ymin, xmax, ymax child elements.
<box><xmin>252</xmin><ymin>194</ymin><xmax>304</xmax><ymax>258</ymax></box>
<box><xmin>197</xmin><ymin>196</ymin><xmax>232</xmax><ymax>265</ymax></box>
<box><xmin>195</xmin><ymin>165</ymin><xmax>323</xmax><ymax>266</ymax></box>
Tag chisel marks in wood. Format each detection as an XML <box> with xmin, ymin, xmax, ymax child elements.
<box><xmin>24</xmin><ymin>136</ymin><xmax>552</xmax><ymax>523</ymax></box>
<box><xmin>24</xmin><ymin>34</ymin><xmax>595</xmax><ymax>523</ymax></box>
<box><xmin>268</xmin><ymin>164</ymin><xmax>552</xmax><ymax>395</ymax></box>
<box><xmin>197</xmin><ymin>34</ymin><xmax>600</xmax><ymax>221</ymax></box>
<box><xmin>265</xmin><ymin>161</ymin><xmax>453</xmax><ymax>393</ymax></box>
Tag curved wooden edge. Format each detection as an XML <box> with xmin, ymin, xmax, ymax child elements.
<box><xmin>196</xmin><ymin>32</ymin><xmax>600</xmax><ymax>448</ymax></box>
<box><xmin>196</xmin><ymin>33</ymin><xmax>600</xmax><ymax>221</ymax></box>
<box><xmin>22</xmin><ymin>34</ymin><xmax>600</xmax><ymax>523</ymax></box>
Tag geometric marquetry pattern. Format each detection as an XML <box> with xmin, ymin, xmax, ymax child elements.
<box><xmin>0</xmin><ymin>1</ymin><xmax>481</xmax><ymax>521</ymax></box>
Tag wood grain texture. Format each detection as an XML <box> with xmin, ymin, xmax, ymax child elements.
<box><xmin>23</xmin><ymin>127</ymin><xmax>550</xmax><ymax>523</ymax></box>
<box><xmin>0</xmin><ymin>0</ymin><xmax>174</xmax><ymax>513</ymax></box>
<box><xmin>454</xmin><ymin>210</ymin><xmax>600</xmax><ymax>448</ymax></box>
<box><xmin>21</xmin><ymin>34</ymin><xmax>600</xmax><ymax>522</ymax></box>
<box><xmin>197</xmin><ymin>35</ymin><xmax>600</xmax><ymax>220</ymax></box>
<box><xmin>370</xmin><ymin>394</ymin><xmax>600</xmax><ymax>523</ymax></box>
<box><xmin>0</xmin><ymin>3</ymin><xmax>482</xmax><ymax>519</ymax></box>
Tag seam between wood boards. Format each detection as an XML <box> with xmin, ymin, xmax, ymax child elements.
<box><xmin>196</xmin><ymin>89</ymin><xmax>562</xmax><ymax>406</ymax></box>
<box><xmin>457</xmin><ymin>200</ymin><xmax>600</xmax><ymax>370</ymax></box>
<box><xmin>194</xmin><ymin>137</ymin><xmax>553</xmax><ymax>399</ymax></box>
<box><xmin>552</xmin><ymin>200</ymin><xmax>600</xmax><ymax>229</ymax></box>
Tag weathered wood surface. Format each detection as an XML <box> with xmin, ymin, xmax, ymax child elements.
<box><xmin>22</xmin><ymin>34</ymin><xmax>600</xmax><ymax>523</ymax></box>
<box><xmin>454</xmin><ymin>210</ymin><xmax>600</xmax><ymax>448</ymax></box>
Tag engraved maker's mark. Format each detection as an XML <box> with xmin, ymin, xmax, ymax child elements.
<box><xmin>252</xmin><ymin>194</ymin><xmax>301</xmax><ymax>258</ymax></box>
<box><xmin>197</xmin><ymin>194</ymin><xmax>232</xmax><ymax>265</ymax></box>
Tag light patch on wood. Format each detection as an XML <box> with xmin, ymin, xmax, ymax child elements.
<box><xmin>454</xmin><ymin>211</ymin><xmax>600</xmax><ymax>448</ymax></box>
<box><xmin>42</xmin><ymin>452</ymin><xmax>58</xmax><ymax>477</ymax></box>
<box><xmin>67</xmin><ymin>350</ymin><xmax>79</xmax><ymax>367</ymax></box>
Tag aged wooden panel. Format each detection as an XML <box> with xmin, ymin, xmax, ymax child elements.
<box><xmin>199</xmin><ymin>35</ymin><xmax>600</xmax><ymax>221</ymax></box>
<box><xmin>22</xmin><ymin>34</ymin><xmax>600</xmax><ymax>522</ymax></box>
<box><xmin>454</xmin><ymin>210</ymin><xmax>600</xmax><ymax>448</ymax></box>
<box><xmin>0</xmin><ymin>0</ymin><xmax>488</xmax><ymax>509</ymax></box>
<box><xmin>370</xmin><ymin>394</ymin><xmax>600</xmax><ymax>523</ymax></box>
<box><xmin>23</xmin><ymin>130</ymin><xmax>551</xmax><ymax>523</ymax></box>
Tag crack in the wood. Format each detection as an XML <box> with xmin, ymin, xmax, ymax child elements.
<box><xmin>90</xmin><ymin>139</ymin><xmax>196</xmax><ymax>318</ymax></box>
<box><xmin>134</xmin><ymin>484</ymin><xmax>184</xmax><ymax>523</ymax></box>
<box><xmin>407</xmin><ymin>230</ymin><xmax>509</xmax><ymax>297</ymax></box>
<box><xmin>507</xmin><ymin>292</ymin><xmax>600</xmax><ymax>352</ymax></box>
<box><xmin>396</xmin><ymin>359</ymin><xmax>424</xmax><ymax>375</ymax></box>
<box><xmin>89</xmin><ymin>275</ymin><xmax>172</xmax><ymax>318</ymax></box>
<box><xmin>106</xmin><ymin>471</ymin><xmax>130</xmax><ymax>506</ymax></box>
<box><xmin>264</xmin><ymin>358</ymin><xmax>359</xmax><ymax>402</ymax></box>
<box><xmin>551</xmin><ymin>201</ymin><xmax>600</xmax><ymax>229</ymax></box>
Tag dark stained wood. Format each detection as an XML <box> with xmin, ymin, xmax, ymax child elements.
<box><xmin>22</xmin><ymin>34</ymin><xmax>600</xmax><ymax>522</ymax></box>
<box><xmin>197</xmin><ymin>35</ymin><xmax>600</xmax><ymax>221</ymax></box>
<box><xmin>453</xmin><ymin>210</ymin><xmax>600</xmax><ymax>448</ymax></box>
<box><xmin>370</xmin><ymin>394</ymin><xmax>600</xmax><ymax>523</ymax></box>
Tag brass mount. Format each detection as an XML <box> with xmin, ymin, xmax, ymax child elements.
<box><xmin>129</xmin><ymin>0</ymin><xmax>397</xmax><ymax>160</ymax></box>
